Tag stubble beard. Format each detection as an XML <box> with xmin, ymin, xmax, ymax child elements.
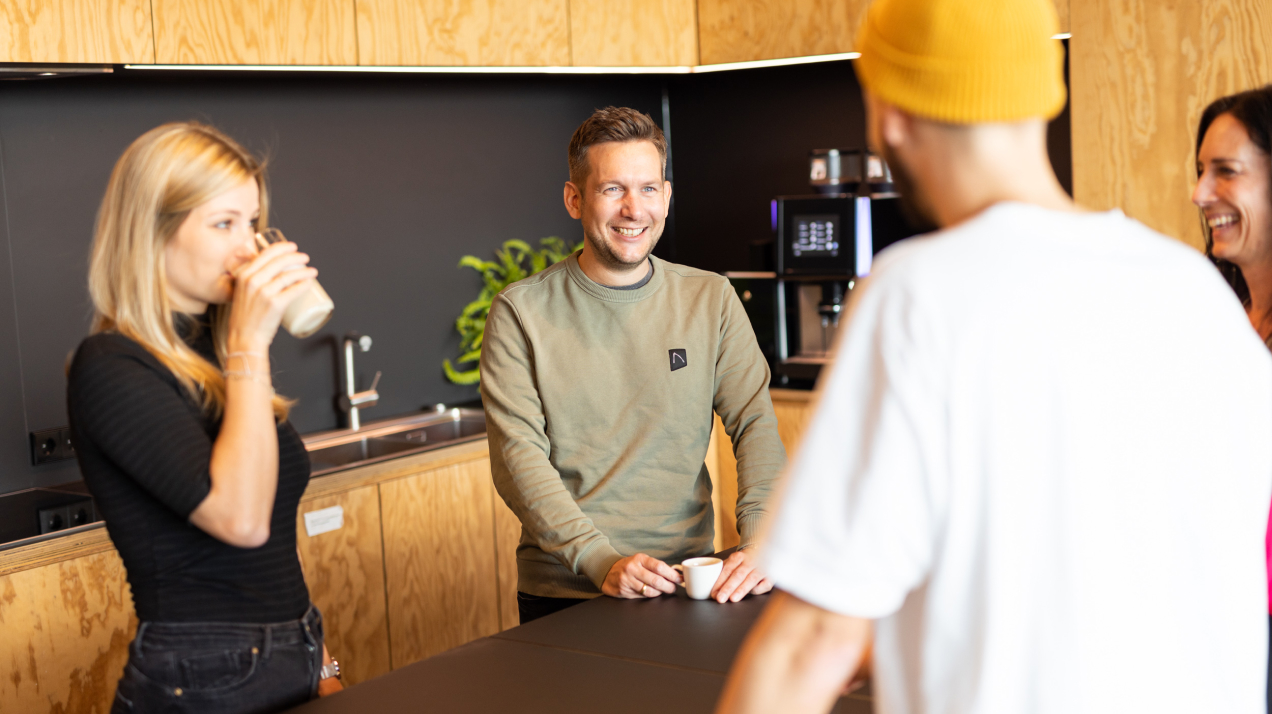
<box><xmin>878</xmin><ymin>143</ymin><xmax>941</xmax><ymax>234</ymax></box>
<box><xmin>584</xmin><ymin>225</ymin><xmax>661</xmax><ymax>273</ymax></box>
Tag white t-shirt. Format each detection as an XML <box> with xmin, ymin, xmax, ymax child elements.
<box><xmin>762</xmin><ymin>203</ymin><xmax>1272</xmax><ymax>714</ymax></box>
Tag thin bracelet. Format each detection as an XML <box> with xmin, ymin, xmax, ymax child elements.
<box><xmin>224</xmin><ymin>370</ymin><xmax>275</xmax><ymax>393</ymax></box>
<box><xmin>224</xmin><ymin>352</ymin><xmax>268</xmax><ymax>377</ymax></box>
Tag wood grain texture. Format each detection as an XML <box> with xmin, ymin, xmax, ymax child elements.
<box><xmin>569</xmin><ymin>0</ymin><xmax>697</xmax><ymax>66</ymax></box>
<box><xmin>0</xmin><ymin>549</ymin><xmax>137</xmax><ymax>714</ymax></box>
<box><xmin>697</xmin><ymin>0</ymin><xmax>863</xmax><ymax>65</ymax></box>
<box><xmin>3</xmin><ymin>442</ymin><xmax>490</xmax><ymax>578</ymax></box>
<box><xmin>381</xmin><ymin>458</ymin><xmax>500</xmax><ymax>668</ymax></box>
<box><xmin>0</xmin><ymin>526</ymin><xmax>116</xmax><ymax>578</ymax></box>
<box><xmin>707</xmin><ymin>414</ymin><xmax>740</xmax><ymax>552</ymax></box>
<box><xmin>1070</xmin><ymin>0</ymin><xmax>1272</xmax><ymax>251</ymax></box>
<box><xmin>152</xmin><ymin>0</ymin><xmax>357</xmax><ymax>64</ymax></box>
<box><xmin>302</xmin><ymin>439</ymin><xmax>491</xmax><ymax>501</ymax></box>
<box><xmin>1054</xmin><ymin>0</ymin><xmax>1070</xmax><ymax>33</ymax></box>
<box><xmin>491</xmin><ymin>480</ymin><xmax>522</xmax><ymax>631</ymax></box>
<box><xmin>296</xmin><ymin>485</ymin><xmax>390</xmax><ymax>686</ymax></box>
<box><xmin>0</xmin><ymin>0</ymin><xmax>153</xmax><ymax>62</ymax></box>
<box><xmin>356</xmin><ymin>0</ymin><xmax>569</xmax><ymax>66</ymax></box>
<box><xmin>771</xmin><ymin>392</ymin><xmax>815</xmax><ymax>456</ymax></box>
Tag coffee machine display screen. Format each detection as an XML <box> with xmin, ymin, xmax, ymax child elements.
<box><xmin>792</xmin><ymin>215</ymin><xmax>840</xmax><ymax>257</ymax></box>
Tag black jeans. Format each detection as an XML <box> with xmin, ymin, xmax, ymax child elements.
<box><xmin>111</xmin><ymin>605</ymin><xmax>324</xmax><ymax>714</ymax></box>
<box><xmin>517</xmin><ymin>592</ymin><xmax>585</xmax><ymax>625</ymax></box>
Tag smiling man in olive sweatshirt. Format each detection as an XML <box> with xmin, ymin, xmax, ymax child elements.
<box><xmin>480</xmin><ymin>107</ymin><xmax>787</xmax><ymax>624</ymax></box>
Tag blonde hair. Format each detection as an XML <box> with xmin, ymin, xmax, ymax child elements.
<box><xmin>89</xmin><ymin>121</ymin><xmax>291</xmax><ymax>421</ymax></box>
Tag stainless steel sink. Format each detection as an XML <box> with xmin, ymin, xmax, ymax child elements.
<box><xmin>303</xmin><ymin>407</ymin><xmax>486</xmax><ymax>476</ymax></box>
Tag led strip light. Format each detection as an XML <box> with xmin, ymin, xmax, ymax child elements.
<box><xmin>123</xmin><ymin>51</ymin><xmax>863</xmax><ymax>75</ymax></box>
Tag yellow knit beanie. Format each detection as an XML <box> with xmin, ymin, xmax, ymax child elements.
<box><xmin>854</xmin><ymin>0</ymin><xmax>1067</xmax><ymax>124</ymax></box>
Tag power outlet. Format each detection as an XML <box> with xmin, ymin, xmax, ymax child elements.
<box><xmin>37</xmin><ymin>499</ymin><xmax>95</xmax><ymax>535</ymax></box>
<box><xmin>30</xmin><ymin>427</ymin><xmax>75</xmax><ymax>466</ymax></box>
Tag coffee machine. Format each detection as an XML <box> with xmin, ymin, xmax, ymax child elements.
<box><xmin>771</xmin><ymin>191</ymin><xmax>915</xmax><ymax>383</ymax></box>
<box><xmin>728</xmin><ymin>148</ymin><xmax>922</xmax><ymax>386</ymax></box>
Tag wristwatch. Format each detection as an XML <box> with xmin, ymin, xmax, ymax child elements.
<box><xmin>320</xmin><ymin>658</ymin><xmax>341</xmax><ymax>681</ymax></box>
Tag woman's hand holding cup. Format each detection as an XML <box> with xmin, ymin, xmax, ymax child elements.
<box><xmin>227</xmin><ymin>238</ymin><xmax>317</xmax><ymax>353</ymax></box>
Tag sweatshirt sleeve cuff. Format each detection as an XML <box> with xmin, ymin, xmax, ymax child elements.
<box><xmin>737</xmin><ymin>514</ymin><xmax>766</xmax><ymax>551</ymax></box>
<box><xmin>578</xmin><ymin>543</ymin><xmax>625</xmax><ymax>590</ymax></box>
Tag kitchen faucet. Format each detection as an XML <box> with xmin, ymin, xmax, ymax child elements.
<box><xmin>340</xmin><ymin>333</ymin><xmax>380</xmax><ymax>430</ymax></box>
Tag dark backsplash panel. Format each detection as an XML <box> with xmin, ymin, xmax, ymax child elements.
<box><xmin>0</xmin><ymin>71</ymin><xmax>666</xmax><ymax>493</ymax></box>
<box><xmin>0</xmin><ymin>56</ymin><xmax>1071</xmax><ymax>495</ymax></box>
<box><xmin>669</xmin><ymin>48</ymin><xmax>1072</xmax><ymax>274</ymax></box>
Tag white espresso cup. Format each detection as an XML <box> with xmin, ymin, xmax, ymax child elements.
<box><xmin>673</xmin><ymin>557</ymin><xmax>724</xmax><ymax>600</ymax></box>
<box><xmin>255</xmin><ymin>228</ymin><xmax>334</xmax><ymax>339</ymax></box>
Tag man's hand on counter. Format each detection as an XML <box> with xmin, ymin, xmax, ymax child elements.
<box><xmin>602</xmin><ymin>553</ymin><xmax>682</xmax><ymax>598</ymax></box>
<box><xmin>711</xmin><ymin>550</ymin><xmax>773</xmax><ymax>604</ymax></box>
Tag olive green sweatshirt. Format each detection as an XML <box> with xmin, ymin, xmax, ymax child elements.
<box><xmin>480</xmin><ymin>253</ymin><xmax>786</xmax><ymax>599</ymax></box>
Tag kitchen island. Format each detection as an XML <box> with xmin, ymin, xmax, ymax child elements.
<box><xmin>287</xmin><ymin>574</ymin><xmax>870</xmax><ymax>714</ymax></box>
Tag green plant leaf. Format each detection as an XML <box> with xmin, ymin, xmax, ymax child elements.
<box><xmin>443</xmin><ymin>359</ymin><xmax>481</xmax><ymax>385</ymax></box>
<box><xmin>444</xmin><ymin>236</ymin><xmax>580</xmax><ymax>385</ymax></box>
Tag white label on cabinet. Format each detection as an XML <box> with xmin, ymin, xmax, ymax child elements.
<box><xmin>303</xmin><ymin>505</ymin><xmax>344</xmax><ymax>537</ymax></box>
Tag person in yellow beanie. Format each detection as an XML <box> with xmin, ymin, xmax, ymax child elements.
<box><xmin>716</xmin><ymin>0</ymin><xmax>1272</xmax><ymax>712</ymax></box>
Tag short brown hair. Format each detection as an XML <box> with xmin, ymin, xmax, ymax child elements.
<box><xmin>567</xmin><ymin>107</ymin><xmax>667</xmax><ymax>186</ymax></box>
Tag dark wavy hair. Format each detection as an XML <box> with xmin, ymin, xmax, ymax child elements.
<box><xmin>1196</xmin><ymin>85</ymin><xmax>1272</xmax><ymax>305</ymax></box>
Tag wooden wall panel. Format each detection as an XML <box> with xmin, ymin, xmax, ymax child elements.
<box><xmin>708</xmin><ymin>396</ymin><xmax>813</xmax><ymax>553</ymax></box>
<box><xmin>707</xmin><ymin>414</ymin><xmax>741</xmax><ymax>552</ymax></box>
<box><xmin>491</xmin><ymin>485</ymin><xmax>522</xmax><ymax>630</ymax></box>
<box><xmin>698</xmin><ymin>0</ymin><xmax>1065</xmax><ymax>67</ymax></box>
<box><xmin>153</xmin><ymin>0</ymin><xmax>357</xmax><ymax>65</ymax></box>
<box><xmin>0</xmin><ymin>550</ymin><xmax>136</xmax><ymax>714</ymax></box>
<box><xmin>0</xmin><ymin>0</ymin><xmax>153</xmax><ymax>63</ymax></box>
<box><xmin>697</xmin><ymin>0</ymin><xmax>863</xmax><ymax>66</ymax></box>
<box><xmin>771</xmin><ymin>392</ymin><xmax>814</xmax><ymax>455</ymax></box>
<box><xmin>296</xmin><ymin>485</ymin><xmax>391</xmax><ymax>686</ymax></box>
<box><xmin>356</xmin><ymin>0</ymin><xmax>569</xmax><ymax>66</ymax></box>
<box><xmin>1071</xmin><ymin>0</ymin><xmax>1272</xmax><ymax>251</ymax></box>
<box><xmin>381</xmin><ymin>458</ymin><xmax>500</xmax><ymax>667</ymax></box>
<box><xmin>570</xmin><ymin>0</ymin><xmax>697</xmax><ymax>66</ymax></box>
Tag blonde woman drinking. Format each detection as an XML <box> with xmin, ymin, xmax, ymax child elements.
<box><xmin>68</xmin><ymin>122</ymin><xmax>341</xmax><ymax>713</ymax></box>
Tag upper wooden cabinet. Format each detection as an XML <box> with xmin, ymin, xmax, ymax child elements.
<box><xmin>357</xmin><ymin>0</ymin><xmax>569</xmax><ymax>66</ymax></box>
<box><xmin>569</xmin><ymin>0</ymin><xmax>697</xmax><ymax>66</ymax></box>
<box><xmin>0</xmin><ymin>0</ymin><xmax>153</xmax><ymax>63</ymax></box>
<box><xmin>698</xmin><ymin>0</ymin><xmax>862</xmax><ymax>66</ymax></box>
<box><xmin>699</xmin><ymin>0</ymin><xmax>1068</xmax><ymax>67</ymax></box>
<box><xmin>152</xmin><ymin>0</ymin><xmax>357</xmax><ymax>64</ymax></box>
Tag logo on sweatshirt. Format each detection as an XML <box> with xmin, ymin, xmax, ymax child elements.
<box><xmin>669</xmin><ymin>349</ymin><xmax>688</xmax><ymax>372</ymax></box>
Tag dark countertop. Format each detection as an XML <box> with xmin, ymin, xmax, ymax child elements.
<box><xmin>287</xmin><ymin>586</ymin><xmax>872</xmax><ymax>713</ymax></box>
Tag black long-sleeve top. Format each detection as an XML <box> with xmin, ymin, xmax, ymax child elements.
<box><xmin>67</xmin><ymin>315</ymin><xmax>310</xmax><ymax>623</ymax></box>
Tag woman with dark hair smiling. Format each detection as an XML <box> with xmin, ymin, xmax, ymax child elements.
<box><xmin>1192</xmin><ymin>84</ymin><xmax>1272</xmax><ymax>711</ymax></box>
<box><xmin>1194</xmin><ymin>86</ymin><xmax>1272</xmax><ymax>338</ymax></box>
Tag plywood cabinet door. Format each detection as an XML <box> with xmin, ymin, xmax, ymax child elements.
<box><xmin>569</xmin><ymin>0</ymin><xmax>697</xmax><ymax>66</ymax></box>
<box><xmin>491</xmin><ymin>484</ymin><xmax>522</xmax><ymax>631</ymax></box>
<box><xmin>296</xmin><ymin>484</ymin><xmax>391</xmax><ymax>686</ymax></box>
<box><xmin>0</xmin><ymin>0</ymin><xmax>153</xmax><ymax>63</ymax></box>
<box><xmin>381</xmin><ymin>458</ymin><xmax>501</xmax><ymax>667</ymax></box>
<box><xmin>356</xmin><ymin>0</ymin><xmax>569</xmax><ymax>66</ymax></box>
<box><xmin>152</xmin><ymin>0</ymin><xmax>357</xmax><ymax>64</ymax></box>
<box><xmin>0</xmin><ymin>549</ymin><xmax>137</xmax><ymax>714</ymax></box>
<box><xmin>697</xmin><ymin>0</ymin><xmax>862</xmax><ymax>66</ymax></box>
